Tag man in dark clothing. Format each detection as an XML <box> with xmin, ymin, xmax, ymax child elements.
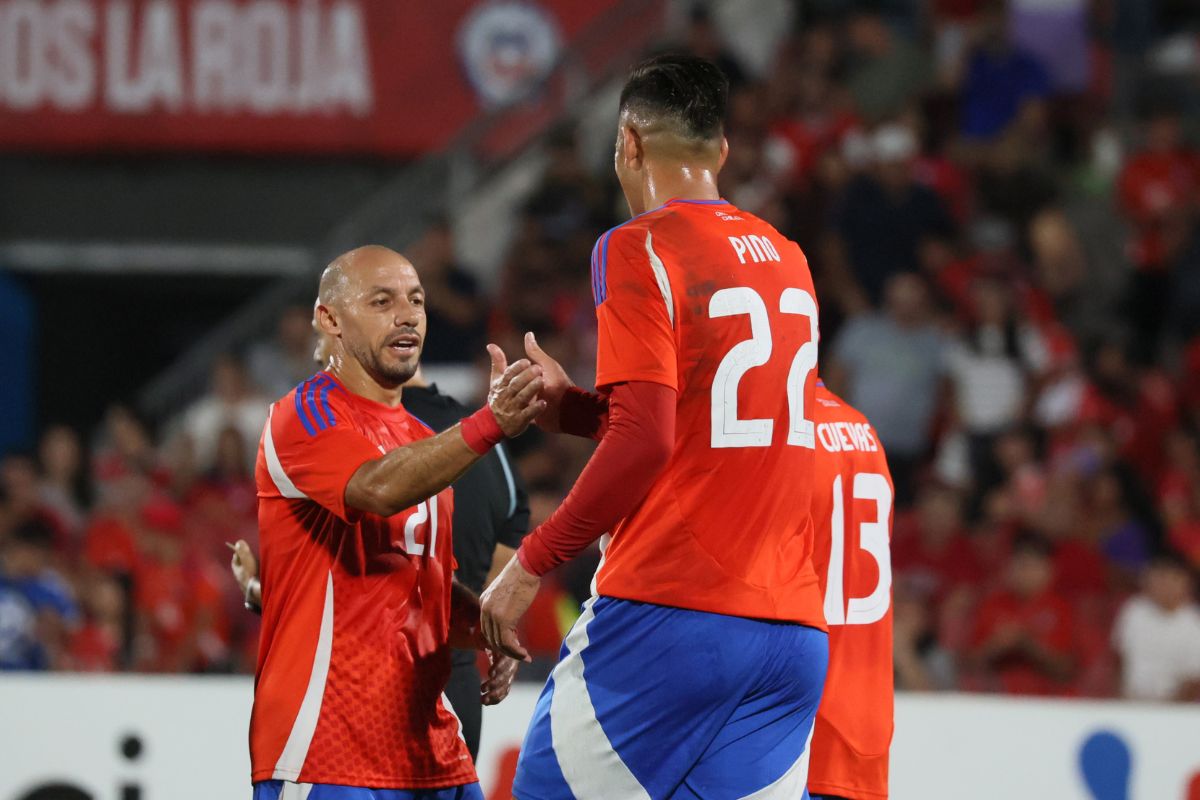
<box><xmin>401</xmin><ymin>376</ymin><xmax>531</xmax><ymax>760</ymax></box>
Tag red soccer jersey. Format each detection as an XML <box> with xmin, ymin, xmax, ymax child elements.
<box><xmin>808</xmin><ymin>385</ymin><xmax>895</xmax><ymax>800</ymax></box>
<box><xmin>590</xmin><ymin>198</ymin><xmax>825</xmax><ymax>627</ymax></box>
<box><xmin>251</xmin><ymin>372</ymin><xmax>473</xmax><ymax>788</ymax></box>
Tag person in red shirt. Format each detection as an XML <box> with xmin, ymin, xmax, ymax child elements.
<box><xmin>807</xmin><ymin>383</ymin><xmax>895</xmax><ymax>800</ymax></box>
<box><xmin>250</xmin><ymin>246</ymin><xmax>540</xmax><ymax>800</ymax></box>
<box><xmin>969</xmin><ymin>533</ymin><xmax>1075</xmax><ymax>695</ymax></box>
<box><xmin>481</xmin><ymin>54</ymin><xmax>828</xmax><ymax>799</ymax></box>
<box><xmin>1117</xmin><ymin>107</ymin><xmax>1200</xmax><ymax>362</ymax></box>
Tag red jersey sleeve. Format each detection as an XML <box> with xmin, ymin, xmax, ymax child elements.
<box><xmin>261</xmin><ymin>382</ymin><xmax>382</xmax><ymax>523</ymax></box>
<box><xmin>594</xmin><ymin>226</ymin><xmax>678</xmax><ymax>391</ymax></box>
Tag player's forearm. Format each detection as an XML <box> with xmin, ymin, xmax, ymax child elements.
<box><xmin>558</xmin><ymin>386</ymin><xmax>609</xmax><ymax>440</ymax></box>
<box><xmin>348</xmin><ymin>428</ymin><xmax>483</xmax><ymax>516</ymax></box>
<box><xmin>517</xmin><ymin>381</ymin><xmax>675</xmax><ymax>576</ymax></box>
<box><xmin>346</xmin><ymin>410</ymin><xmax>504</xmax><ymax>516</ymax></box>
<box><xmin>486</xmin><ymin>543</ymin><xmax>518</xmax><ymax>587</ymax></box>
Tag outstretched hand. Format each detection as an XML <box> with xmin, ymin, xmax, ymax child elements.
<box><xmin>486</xmin><ymin>343</ymin><xmax>546</xmax><ymax>438</ymax></box>
<box><xmin>524</xmin><ymin>331</ymin><xmax>573</xmax><ymax>432</ymax></box>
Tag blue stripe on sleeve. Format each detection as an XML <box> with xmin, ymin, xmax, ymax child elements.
<box><xmin>293</xmin><ymin>382</ymin><xmax>318</xmax><ymax>437</ymax></box>
<box><xmin>590</xmin><ymin>239</ymin><xmax>601</xmax><ymax>306</ymax></box>
<box><xmin>306</xmin><ymin>377</ymin><xmax>328</xmax><ymax>431</ymax></box>
<box><xmin>598</xmin><ymin>230</ymin><xmax>613</xmax><ymax>304</ymax></box>
<box><xmin>318</xmin><ymin>378</ymin><xmax>337</xmax><ymax>427</ymax></box>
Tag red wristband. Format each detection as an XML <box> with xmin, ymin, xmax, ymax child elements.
<box><xmin>461</xmin><ymin>405</ymin><xmax>505</xmax><ymax>454</ymax></box>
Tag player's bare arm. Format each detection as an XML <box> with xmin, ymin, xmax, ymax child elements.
<box><xmin>345</xmin><ymin>348</ymin><xmax>544</xmax><ymax>516</ymax></box>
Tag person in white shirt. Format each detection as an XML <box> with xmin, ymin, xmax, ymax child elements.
<box><xmin>177</xmin><ymin>354</ymin><xmax>268</xmax><ymax>473</ymax></box>
<box><xmin>1113</xmin><ymin>552</ymin><xmax>1200</xmax><ymax>701</ymax></box>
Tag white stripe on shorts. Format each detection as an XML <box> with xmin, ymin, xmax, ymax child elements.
<box><xmin>279</xmin><ymin>781</ymin><xmax>313</xmax><ymax>800</ymax></box>
<box><xmin>549</xmin><ymin>597</ymin><xmax>651</xmax><ymax>800</ymax></box>
<box><xmin>738</xmin><ymin>721</ymin><xmax>815</xmax><ymax>799</ymax></box>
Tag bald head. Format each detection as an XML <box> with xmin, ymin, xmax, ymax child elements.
<box><xmin>315</xmin><ymin>244</ymin><xmax>427</xmax><ymax>388</ymax></box>
<box><xmin>319</xmin><ymin>245</ymin><xmax>414</xmax><ymax>307</ymax></box>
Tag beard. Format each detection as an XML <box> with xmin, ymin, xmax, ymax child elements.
<box><xmin>347</xmin><ymin>338</ymin><xmax>419</xmax><ymax>386</ymax></box>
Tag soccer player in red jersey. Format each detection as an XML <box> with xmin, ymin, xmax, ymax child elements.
<box><xmin>250</xmin><ymin>245</ymin><xmax>542</xmax><ymax>800</ymax></box>
<box><xmin>808</xmin><ymin>382</ymin><xmax>895</xmax><ymax>800</ymax></box>
<box><xmin>481</xmin><ymin>55</ymin><xmax>829</xmax><ymax>799</ymax></box>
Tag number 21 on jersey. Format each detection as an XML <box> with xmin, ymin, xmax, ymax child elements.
<box><xmin>825</xmin><ymin>473</ymin><xmax>893</xmax><ymax>626</ymax></box>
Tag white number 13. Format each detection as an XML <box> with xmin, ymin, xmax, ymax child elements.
<box><xmin>709</xmin><ymin>286</ymin><xmax>818</xmax><ymax>449</ymax></box>
<box><xmin>824</xmin><ymin>472</ymin><xmax>892</xmax><ymax>626</ymax></box>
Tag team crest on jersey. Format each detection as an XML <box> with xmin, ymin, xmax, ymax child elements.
<box><xmin>457</xmin><ymin>2</ymin><xmax>561</xmax><ymax>107</ymax></box>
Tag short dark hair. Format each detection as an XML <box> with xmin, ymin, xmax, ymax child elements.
<box><xmin>618</xmin><ymin>53</ymin><xmax>728</xmax><ymax>141</ymax></box>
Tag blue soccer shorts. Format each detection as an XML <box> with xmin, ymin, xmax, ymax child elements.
<box><xmin>512</xmin><ymin>595</ymin><xmax>829</xmax><ymax>800</ymax></box>
<box><xmin>252</xmin><ymin>781</ymin><xmax>483</xmax><ymax>800</ymax></box>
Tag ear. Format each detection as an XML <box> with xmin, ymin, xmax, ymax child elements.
<box><xmin>316</xmin><ymin>303</ymin><xmax>340</xmax><ymax>336</ymax></box>
<box><xmin>717</xmin><ymin>136</ymin><xmax>729</xmax><ymax>171</ymax></box>
<box><xmin>620</xmin><ymin>124</ymin><xmax>644</xmax><ymax>171</ymax></box>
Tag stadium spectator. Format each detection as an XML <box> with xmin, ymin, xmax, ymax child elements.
<box><xmin>246</xmin><ymin>305</ymin><xmax>320</xmax><ymax>399</ymax></box>
<box><xmin>828</xmin><ymin>272</ymin><xmax>949</xmax><ymax>504</ymax></box>
<box><xmin>958</xmin><ymin>1</ymin><xmax>1050</xmax><ymax>141</ymax></box>
<box><xmin>970</xmin><ymin>533</ymin><xmax>1075</xmax><ymax>695</ymax></box>
<box><xmin>36</xmin><ymin>425</ymin><xmax>87</xmax><ymax>541</ymax></box>
<box><xmin>67</xmin><ymin>572</ymin><xmax>128</xmax><ymax>672</ymax></box>
<box><xmin>845</xmin><ymin>9</ymin><xmax>932</xmax><ymax>124</ymax></box>
<box><xmin>893</xmin><ymin>581</ymin><xmax>958</xmax><ymax>692</ymax></box>
<box><xmin>0</xmin><ymin>521</ymin><xmax>78</xmax><ymax>670</ymax></box>
<box><xmin>832</xmin><ymin>123</ymin><xmax>956</xmax><ymax>306</ymax></box>
<box><xmin>681</xmin><ymin>3</ymin><xmax>747</xmax><ymax>89</ymax></box>
<box><xmin>945</xmin><ymin>275</ymin><xmax>1050</xmax><ymax>491</ymax></box>
<box><xmin>1117</xmin><ymin>106</ymin><xmax>1200</xmax><ymax>362</ymax></box>
<box><xmin>91</xmin><ymin>405</ymin><xmax>160</xmax><ymax>489</ymax></box>
<box><xmin>408</xmin><ymin>219</ymin><xmax>489</xmax><ymax>364</ymax></box>
<box><xmin>892</xmin><ymin>482</ymin><xmax>981</xmax><ymax>603</ymax></box>
<box><xmin>176</xmin><ymin>355</ymin><xmax>267</xmax><ymax>474</ymax></box>
<box><xmin>1161</xmin><ymin>429</ymin><xmax>1200</xmax><ymax>568</ymax></box>
<box><xmin>1112</xmin><ymin>552</ymin><xmax>1200</xmax><ymax>701</ymax></box>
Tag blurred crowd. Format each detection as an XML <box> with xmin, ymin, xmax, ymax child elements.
<box><xmin>4</xmin><ymin>0</ymin><xmax>1200</xmax><ymax>702</ymax></box>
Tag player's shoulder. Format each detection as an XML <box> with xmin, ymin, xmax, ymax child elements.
<box><xmin>814</xmin><ymin>383</ymin><xmax>868</xmax><ymax>425</ymax></box>
<box><xmin>272</xmin><ymin>372</ymin><xmax>355</xmax><ymax>438</ymax></box>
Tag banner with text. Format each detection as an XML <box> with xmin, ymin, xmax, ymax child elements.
<box><xmin>0</xmin><ymin>0</ymin><xmax>625</xmax><ymax>155</ymax></box>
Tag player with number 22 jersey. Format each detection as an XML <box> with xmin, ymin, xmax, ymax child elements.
<box><xmin>481</xmin><ymin>55</ymin><xmax>830</xmax><ymax>800</ymax></box>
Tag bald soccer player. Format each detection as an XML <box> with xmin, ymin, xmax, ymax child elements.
<box><xmin>250</xmin><ymin>246</ymin><xmax>543</xmax><ymax>800</ymax></box>
<box><xmin>234</xmin><ymin>302</ymin><xmax>530</xmax><ymax>761</ymax></box>
<box><xmin>482</xmin><ymin>54</ymin><xmax>828</xmax><ymax>799</ymax></box>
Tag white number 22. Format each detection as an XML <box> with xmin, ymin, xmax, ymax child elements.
<box><xmin>824</xmin><ymin>473</ymin><xmax>893</xmax><ymax>626</ymax></box>
<box><xmin>709</xmin><ymin>286</ymin><xmax>818</xmax><ymax>449</ymax></box>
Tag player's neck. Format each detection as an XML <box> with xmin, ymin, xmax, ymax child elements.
<box><xmin>642</xmin><ymin>160</ymin><xmax>721</xmax><ymax>212</ymax></box>
<box><xmin>329</xmin><ymin>357</ymin><xmax>405</xmax><ymax>407</ymax></box>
